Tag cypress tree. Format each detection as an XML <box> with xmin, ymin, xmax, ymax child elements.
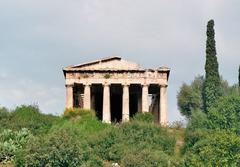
<box><xmin>203</xmin><ymin>20</ymin><xmax>222</xmax><ymax>112</ymax></box>
<box><xmin>238</xmin><ymin>65</ymin><xmax>240</xmax><ymax>88</ymax></box>
<box><xmin>238</xmin><ymin>65</ymin><xmax>240</xmax><ymax>94</ymax></box>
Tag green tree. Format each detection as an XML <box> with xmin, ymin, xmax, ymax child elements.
<box><xmin>178</xmin><ymin>75</ymin><xmax>237</xmax><ymax>118</ymax></box>
<box><xmin>203</xmin><ymin>19</ymin><xmax>222</xmax><ymax>112</ymax></box>
<box><xmin>239</xmin><ymin>65</ymin><xmax>240</xmax><ymax>86</ymax></box>
<box><xmin>177</xmin><ymin>76</ymin><xmax>204</xmax><ymax>118</ymax></box>
<box><xmin>239</xmin><ymin>65</ymin><xmax>240</xmax><ymax>93</ymax></box>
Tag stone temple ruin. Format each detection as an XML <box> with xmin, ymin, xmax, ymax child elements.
<box><xmin>63</xmin><ymin>56</ymin><xmax>170</xmax><ymax>125</ymax></box>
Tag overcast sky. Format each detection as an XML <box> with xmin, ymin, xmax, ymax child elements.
<box><xmin>0</xmin><ymin>0</ymin><xmax>239</xmax><ymax>122</ymax></box>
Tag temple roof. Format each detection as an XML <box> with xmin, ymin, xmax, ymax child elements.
<box><xmin>63</xmin><ymin>56</ymin><xmax>170</xmax><ymax>77</ymax></box>
<box><xmin>63</xmin><ymin>56</ymin><xmax>140</xmax><ymax>71</ymax></box>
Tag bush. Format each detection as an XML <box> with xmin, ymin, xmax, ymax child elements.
<box><xmin>207</xmin><ymin>95</ymin><xmax>240</xmax><ymax>134</ymax></box>
<box><xmin>121</xmin><ymin>149</ymin><xmax>179</xmax><ymax>167</ymax></box>
<box><xmin>186</xmin><ymin>110</ymin><xmax>208</xmax><ymax>131</ymax></box>
<box><xmin>181</xmin><ymin>129</ymin><xmax>207</xmax><ymax>155</ymax></box>
<box><xmin>15</xmin><ymin>129</ymin><xmax>103</xmax><ymax>167</ymax></box>
<box><xmin>0</xmin><ymin>128</ymin><xmax>32</xmax><ymax>164</ymax></box>
<box><xmin>0</xmin><ymin>107</ymin><xmax>11</xmax><ymax>132</ymax></box>
<box><xmin>88</xmin><ymin>128</ymin><xmax>122</xmax><ymax>162</ymax></box>
<box><xmin>89</xmin><ymin>121</ymin><xmax>176</xmax><ymax>165</ymax></box>
<box><xmin>132</xmin><ymin>112</ymin><xmax>154</xmax><ymax>123</ymax></box>
<box><xmin>6</xmin><ymin>105</ymin><xmax>59</xmax><ymax>134</ymax></box>
<box><xmin>183</xmin><ymin>130</ymin><xmax>240</xmax><ymax>166</ymax></box>
<box><xmin>63</xmin><ymin>108</ymin><xmax>95</xmax><ymax>120</ymax></box>
<box><xmin>120</xmin><ymin>122</ymin><xmax>176</xmax><ymax>155</ymax></box>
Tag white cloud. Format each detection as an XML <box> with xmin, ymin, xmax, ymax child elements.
<box><xmin>0</xmin><ymin>72</ymin><xmax>64</xmax><ymax>114</ymax></box>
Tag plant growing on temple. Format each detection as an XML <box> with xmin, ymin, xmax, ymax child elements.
<box><xmin>203</xmin><ymin>19</ymin><xmax>222</xmax><ymax>112</ymax></box>
<box><xmin>103</xmin><ymin>73</ymin><xmax>111</xmax><ymax>79</ymax></box>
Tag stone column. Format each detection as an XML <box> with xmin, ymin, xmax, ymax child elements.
<box><xmin>159</xmin><ymin>85</ymin><xmax>168</xmax><ymax>125</ymax></box>
<box><xmin>66</xmin><ymin>84</ymin><xmax>73</xmax><ymax>108</ymax></box>
<box><xmin>142</xmin><ymin>84</ymin><xmax>149</xmax><ymax>112</ymax></box>
<box><xmin>102</xmin><ymin>83</ymin><xmax>111</xmax><ymax>123</ymax></box>
<box><xmin>83</xmin><ymin>84</ymin><xmax>91</xmax><ymax>109</ymax></box>
<box><xmin>122</xmin><ymin>84</ymin><xmax>130</xmax><ymax>122</ymax></box>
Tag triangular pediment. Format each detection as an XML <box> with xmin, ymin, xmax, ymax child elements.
<box><xmin>64</xmin><ymin>56</ymin><xmax>140</xmax><ymax>71</ymax></box>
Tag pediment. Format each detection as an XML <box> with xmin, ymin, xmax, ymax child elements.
<box><xmin>64</xmin><ymin>56</ymin><xmax>140</xmax><ymax>71</ymax></box>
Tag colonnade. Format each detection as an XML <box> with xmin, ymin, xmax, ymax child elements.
<box><xmin>65</xmin><ymin>83</ymin><xmax>167</xmax><ymax>125</ymax></box>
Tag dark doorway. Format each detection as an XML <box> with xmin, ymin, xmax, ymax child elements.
<box><xmin>149</xmin><ymin>84</ymin><xmax>160</xmax><ymax>123</ymax></box>
<box><xmin>73</xmin><ymin>84</ymin><xmax>84</xmax><ymax>108</ymax></box>
<box><xmin>129</xmin><ymin>94</ymin><xmax>138</xmax><ymax>117</ymax></box>
<box><xmin>91</xmin><ymin>84</ymin><xmax>103</xmax><ymax>120</ymax></box>
<box><xmin>110</xmin><ymin>84</ymin><xmax>122</xmax><ymax>122</ymax></box>
<box><xmin>129</xmin><ymin>84</ymin><xmax>141</xmax><ymax>117</ymax></box>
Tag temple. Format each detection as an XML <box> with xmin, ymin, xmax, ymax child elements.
<box><xmin>63</xmin><ymin>56</ymin><xmax>170</xmax><ymax>125</ymax></box>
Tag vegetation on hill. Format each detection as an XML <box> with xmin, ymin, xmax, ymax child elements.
<box><xmin>0</xmin><ymin>106</ymin><xmax>184</xmax><ymax>166</ymax></box>
<box><xmin>177</xmin><ymin>19</ymin><xmax>240</xmax><ymax>166</ymax></box>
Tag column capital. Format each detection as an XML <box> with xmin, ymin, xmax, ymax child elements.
<box><xmin>160</xmin><ymin>84</ymin><xmax>168</xmax><ymax>88</ymax></box>
<box><xmin>84</xmin><ymin>83</ymin><xmax>91</xmax><ymax>87</ymax></box>
<box><xmin>103</xmin><ymin>82</ymin><xmax>111</xmax><ymax>87</ymax></box>
<box><xmin>122</xmin><ymin>83</ymin><xmax>130</xmax><ymax>87</ymax></box>
<box><xmin>65</xmin><ymin>84</ymin><xmax>74</xmax><ymax>88</ymax></box>
<box><xmin>141</xmin><ymin>83</ymin><xmax>149</xmax><ymax>87</ymax></box>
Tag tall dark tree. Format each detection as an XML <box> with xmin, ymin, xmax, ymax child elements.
<box><xmin>238</xmin><ymin>65</ymin><xmax>240</xmax><ymax>88</ymax></box>
<box><xmin>203</xmin><ymin>20</ymin><xmax>222</xmax><ymax>112</ymax></box>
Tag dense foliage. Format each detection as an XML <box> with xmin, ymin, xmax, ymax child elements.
<box><xmin>203</xmin><ymin>19</ymin><xmax>222</xmax><ymax>112</ymax></box>
<box><xmin>177</xmin><ymin>75</ymin><xmax>237</xmax><ymax>118</ymax></box>
<box><xmin>15</xmin><ymin>111</ymin><xmax>180</xmax><ymax>166</ymax></box>
<box><xmin>0</xmin><ymin>105</ymin><xmax>58</xmax><ymax>134</ymax></box>
<box><xmin>0</xmin><ymin>107</ymin><xmax>183</xmax><ymax>166</ymax></box>
<box><xmin>182</xmin><ymin>94</ymin><xmax>240</xmax><ymax>165</ymax></box>
<box><xmin>207</xmin><ymin>95</ymin><xmax>240</xmax><ymax>134</ymax></box>
<box><xmin>177</xmin><ymin>76</ymin><xmax>203</xmax><ymax>118</ymax></box>
<box><xmin>183</xmin><ymin>130</ymin><xmax>240</xmax><ymax>167</ymax></box>
<box><xmin>0</xmin><ymin>128</ymin><xmax>32</xmax><ymax>164</ymax></box>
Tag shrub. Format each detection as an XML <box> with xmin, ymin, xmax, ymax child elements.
<box><xmin>132</xmin><ymin>112</ymin><xmax>154</xmax><ymax>123</ymax></box>
<box><xmin>120</xmin><ymin>122</ymin><xmax>176</xmax><ymax>155</ymax></box>
<box><xmin>207</xmin><ymin>95</ymin><xmax>240</xmax><ymax>134</ymax></box>
<box><xmin>7</xmin><ymin>105</ymin><xmax>59</xmax><ymax>134</ymax></box>
<box><xmin>89</xmin><ymin>120</ymin><xmax>176</xmax><ymax>165</ymax></box>
<box><xmin>186</xmin><ymin>110</ymin><xmax>208</xmax><ymax>131</ymax></box>
<box><xmin>0</xmin><ymin>107</ymin><xmax>11</xmax><ymax>131</ymax></box>
<box><xmin>183</xmin><ymin>130</ymin><xmax>240</xmax><ymax>166</ymax></box>
<box><xmin>88</xmin><ymin>127</ymin><xmax>123</xmax><ymax>162</ymax></box>
<box><xmin>63</xmin><ymin>108</ymin><xmax>95</xmax><ymax>119</ymax></box>
<box><xmin>121</xmin><ymin>149</ymin><xmax>179</xmax><ymax>167</ymax></box>
<box><xmin>15</xmin><ymin>129</ymin><xmax>103</xmax><ymax>167</ymax></box>
<box><xmin>0</xmin><ymin>128</ymin><xmax>32</xmax><ymax>164</ymax></box>
<box><xmin>181</xmin><ymin>129</ymin><xmax>207</xmax><ymax>155</ymax></box>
